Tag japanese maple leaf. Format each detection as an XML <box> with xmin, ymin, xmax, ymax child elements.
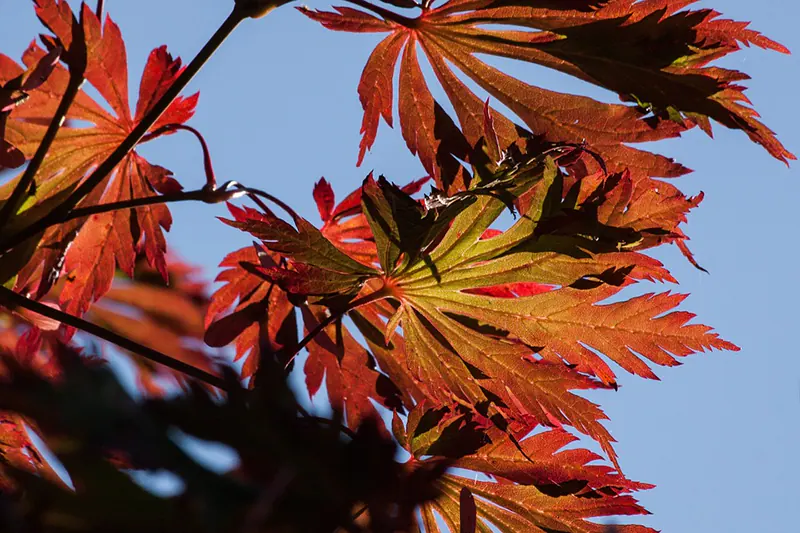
<box><xmin>300</xmin><ymin>0</ymin><xmax>793</xmax><ymax>192</ymax></box>
<box><xmin>204</xmin><ymin>242</ymin><xmax>409</xmax><ymax>428</ymax></box>
<box><xmin>0</xmin><ymin>1</ymin><xmax>196</xmax><ymax>322</ymax></box>
<box><xmin>302</xmin><ymin>304</ymin><xmax>404</xmax><ymax>430</ymax></box>
<box><xmin>222</xmin><ymin>155</ymin><xmax>736</xmax><ymax>464</ymax></box>
<box><xmin>204</xmin><ymin>244</ymin><xmax>297</xmax><ymax>381</ymax></box>
<box><xmin>358</xmin><ymin>167</ymin><xmax>735</xmax><ymax>382</ymax></box>
<box><xmin>208</xmin><ymin>178</ymin><xmax>427</xmax><ymax>407</ymax></box>
<box><xmin>395</xmin><ymin>406</ymin><xmax>656</xmax><ymax>533</ymax></box>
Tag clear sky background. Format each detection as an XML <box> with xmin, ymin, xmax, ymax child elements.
<box><xmin>1</xmin><ymin>0</ymin><xmax>798</xmax><ymax>531</ymax></box>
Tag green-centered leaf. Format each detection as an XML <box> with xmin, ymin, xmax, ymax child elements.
<box><xmin>224</xmin><ymin>155</ymin><xmax>735</xmax><ymax>466</ymax></box>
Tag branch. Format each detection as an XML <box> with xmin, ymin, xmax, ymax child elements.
<box><xmin>296</xmin><ymin>403</ymin><xmax>358</xmax><ymax>440</ymax></box>
<box><xmin>0</xmin><ymin>5</ymin><xmax>249</xmax><ymax>254</ymax></box>
<box><xmin>61</xmin><ymin>183</ymin><xmax>246</xmax><ymax>223</ymax></box>
<box><xmin>0</xmin><ymin>286</ymin><xmax>229</xmax><ymax>391</ymax></box>
<box><xmin>63</xmin><ymin>190</ymin><xmax>205</xmax><ymax>221</ymax></box>
<box><xmin>286</xmin><ymin>311</ymin><xmax>341</xmax><ymax>370</ymax></box>
<box><xmin>96</xmin><ymin>0</ymin><xmax>105</xmax><ymax>19</ymax></box>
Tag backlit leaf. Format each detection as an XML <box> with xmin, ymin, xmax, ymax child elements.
<box><xmin>204</xmin><ymin>244</ymin><xmax>296</xmax><ymax>380</ymax></box>
<box><xmin>397</xmin><ymin>406</ymin><xmax>656</xmax><ymax>533</ymax></box>
<box><xmin>224</xmin><ymin>155</ymin><xmax>736</xmax><ymax>467</ymax></box>
<box><xmin>300</xmin><ymin>0</ymin><xmax>794</xmax><ymax>192</ymax></box>
<box><xmin>0</xmin><ymin>1</ymin><xmax>197</xmax><ymax>325</ymax></box>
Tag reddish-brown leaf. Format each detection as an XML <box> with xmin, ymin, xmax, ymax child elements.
<box><xmin>0</xmin><ymin>330</ymin><xmax>73</xmax><ymax>490</ymax></box>
<box><xmin>0</xmin><ymin>45</ymin><xmax>60</xmax><ymax>170</ymax></box>
<box><xmin>452</xmin><ymin>428</ymin><xmax>653</xmax><ymax>494</ymax></box>
<box><xmin>397</xmin><ymin>407</ymin><xmax>655</xmax><ymax>533</ymax></box>
<box><xmin>205</xmin><ymin>245</ymin><xmax>296</xmax><ymax>380</ymax></box>
<box><xmin>225</xmin><ymin>158</ymin><xmax>735</xmax><ymax>466</ymax></box>
<box><xmin>357</xmin><ymin>32</ymin><xmax>406</xmax><ymax>165</ymax></box>
<box><xmin>300</xmin><ymin>0</ymin><xmax>793</xmax><ymax>192</ymax></box>
<box><xmin>313</xmin><ymin>177</ymin><xmax>336</xmax><ymax>222</ymax></box>
<box><xmin>0</xmin><ymin>2</ymin><xmax>197</xmax><ymax>324</ymax></box>
<box><xmin>302</xmin><ymin>305</ymin><xmax>402</xmax><ymax>430</ymax></box>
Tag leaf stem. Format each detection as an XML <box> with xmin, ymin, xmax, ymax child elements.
<box><xmin>0</xmin><ymin>73</ymin><xmax>83</xmax><ymax>233</ymax></box>
<box><xmin>0</xmin><ymin>6</ymin><xmax>248</xmax><ymax>254</ymax></box>
<box><xmin>0</xmin><ymin>285</ymin><xmax>229</xmax><ymax>391</ymax></box>
<box><xmin>240</xmin><ymin>185</ymin><xmax>301</xmax><ymax>221</ymax></box>
<box><xmin>141</xmin><ymin>123</ymin><xmax>217</xmax><ymax>189</ymax></box>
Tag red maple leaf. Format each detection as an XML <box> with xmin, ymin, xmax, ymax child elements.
<box><xmin>300</xmin><ymin>0</ymin><xmax>794</xmax><ymax>194</ymax></box>
<box><xmin>222</xmin><ymin>156</ymin><xmax>737</xmax><ymax>467</ymax></box>
<box><xmin>204</xmin><ymin>244</ymin><xmax>297</xmax><ymax>381</ymax></box>
<box><xmin>395</xmin><ymin>404</ymin><xmax>657</xmax><ymax>533</ymax></box>
<box><xmin>0</xmin><ymin>1</ymin><xmax>196</xmax><ymax>326</ymax></box>
<box><xmin>0</xmin><ymin>45</ymin><xmax>61</xmax><ymax>170</ymax></box>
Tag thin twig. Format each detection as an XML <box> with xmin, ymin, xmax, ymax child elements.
<box><xmin>309</xmin><ymin>416</ymin><xmax>357</xmax><ymax>440</ymax></box>
<box><xmin>296</xmin><ymin>404</ymin><xmax>357</xmax><ymax>440</ymax></box>
<box><xmin>96</xmin><ymin>0</ymin><xmax>105</xmax><ymax>19</ymax></box>
<box><xmin>284</xmin><ymin>312</ymin><xmax>341</xmax><ymax>370</ymax></box>
<box><xmin>351</xmin><ymin>504</ymin><xmax>368</xmax><ymax>521</ymax></box>
<box><xmin>344</xmin><ymin>504</ymin><xmax>369</xmax><ymax>532</ymax></box>
<box><xmin>0</xmin><ymin>6</ymin><xmax>248</xmax><ymax>254</ymax></box>
<box><xmin>62</xmin><ymin>190</ymin><xmax>206</xmax><ymax>221</ymax></box>
<box><xmin>0</xmin><ymin>286</ymin><xmax>228</xmax><ymax>391</ymax></box>
<box><xmin>28</xmin><ymin>182</ymin><xmax>245</xmax><ymax>231</ymax></box>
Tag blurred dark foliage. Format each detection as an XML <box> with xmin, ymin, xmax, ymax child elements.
<box><xmin>0</xmin><ymin>340</ymin><xmax>445</xmax><ymax>533</ymax></box>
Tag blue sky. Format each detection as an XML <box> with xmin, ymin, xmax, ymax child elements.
<box><xmin>1</xmin><ymin>0</ymin><xmax>798</xmax><ymax>531</ymax></box>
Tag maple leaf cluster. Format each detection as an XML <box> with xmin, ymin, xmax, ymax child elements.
<box><xmin>0</xmin><ymin>0</ymin><xmax>792</xmax><ymax>532</ymax></box>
